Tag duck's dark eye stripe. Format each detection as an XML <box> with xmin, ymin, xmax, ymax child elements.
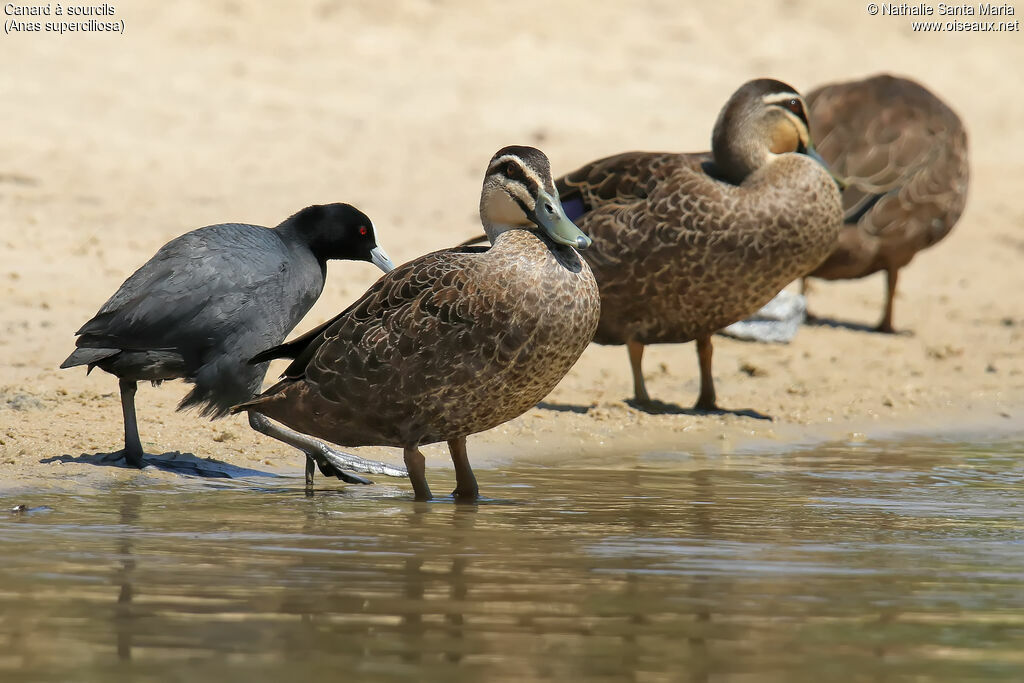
<box><xmin>510</xmin><ymin>193</ymin><xmax>532</xmax><ymax>218</ymax></box>
<box><xmin>526</xmin><ymin>173</ymin><xmax>541</xmax><ymax>194</ymax></box>
<box><xmin>490</xmin><ymin>155</ymin><xmax>544</xmax><ymax>202</ymax></box>
<box><xmin>505</xmin><ymin>165</ymin><xmax>541</xmax><ymax>196</ymax></box>
<box><xmin>782</xmin><ymin>98</ymin><xmax>808</xmax><ymax>126</ymax></box>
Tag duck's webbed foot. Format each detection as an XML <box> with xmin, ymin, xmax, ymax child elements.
<box><xmin>312</xmin><ymin>452</ymin><xmax>375</xmax><ymax>486</ymax></box>
<box><xmin>313</xmin><ymin>444</ymin><xmax>408</xmax><ymax>479</ymax></box>
<box><xmin>248</xmin><ymin>413</ymin><xmax>408</xmax><ymax>486</ymax></box>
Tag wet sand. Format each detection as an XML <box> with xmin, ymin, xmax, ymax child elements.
<box><xmin>2</xmin><ymin>1</ymin><xmax>1023</xmax><ymax>485</ymax></box>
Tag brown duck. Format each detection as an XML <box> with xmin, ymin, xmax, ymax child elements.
<box><xmin>463</xmin><ymin>80</ymin><xmax>842</xmax><ymax>410</ymax></box>
<box><xmin>802</xmin><ymin>74</ymin><xmax>970</xmax><ymax>333</ymax></box>
<box><xmin>233</xmin><ymin>146</ymin><xmax>600</xmax><ymax>501</ymax></box>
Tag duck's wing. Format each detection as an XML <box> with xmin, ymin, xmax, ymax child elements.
<box><xmin>457</xmin><ymin>153</ymin><xmax>694</xmax><ymax>247</ymax></box>
<box><xmin>808</xmin><ymin>77</ymin><xmax>969</xmax><ymax>246</ymax></box>
<box><xmin>555</xmin><ymin>151</ymin><xmax>743</xmax><ymax>276</ymax></box>
<box><xmin>556</xmin><ymin>151</ymin><xmax>689</xmax><ymax>221</ymax></box>
<box><xmin>253</xmin><ymin>245</ymin><xmax>497</xmax><ymax>389</ymax></box>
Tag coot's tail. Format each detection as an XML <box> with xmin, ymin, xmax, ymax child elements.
<box><xmin>59</xmin><ymin>347</ymin><xmax>119</xmax><ymax>371</ymax></box>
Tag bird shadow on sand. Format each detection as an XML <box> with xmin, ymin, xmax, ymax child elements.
<box><xmin>804</xmin><ymin>315</ymin><xmax>913</xmax><ymax>336</ymax></box>
<box><xmin>536</xmin><ymin>401</ymin><xmax>591</xmax><ymax>414</ymax></box>
<box><xmin>538</xmin><ymin>399</ymin><xmax>771</xmax><ymax>421</ymax></box>
<box><xmin>624</xmin><ymin>398</ymin><xmax>773</xmax><ymax>420</ymax></box>
<box><xmin>40</xmin><ymin>451</ymin><xmax>278</xmax><ymax>479</ymax></box>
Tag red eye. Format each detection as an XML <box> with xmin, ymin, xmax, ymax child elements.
<box><xmin>359</xmin><ymin>226</ymin><xmax>369</xmax><ymax>236</ymax></box>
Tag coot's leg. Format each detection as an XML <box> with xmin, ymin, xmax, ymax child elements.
<box><xmin>304</xmin><ymin>456</ymin><xmax>316</xmax><ymax>489</ymax></box>
<box><xmin>119</xmin><ymin>379</ymin><xmax>146</xmax><ymax>468</ymax></box>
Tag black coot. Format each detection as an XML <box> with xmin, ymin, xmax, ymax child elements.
<box><xmin>61</xmin><ymin>203</ymin><xmax>406</xmax><ymax>484</ymax></box>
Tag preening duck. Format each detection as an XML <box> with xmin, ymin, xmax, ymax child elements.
<box><xmin>802</xmin><ymin>73</ymin><xmax>969</xmax><ymax>333</ymax></box>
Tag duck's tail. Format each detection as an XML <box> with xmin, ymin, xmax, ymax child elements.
<box><xmin>230</xmin><ymin>384</ymin><xmax>287</xmax><ymax>415</ymax></box>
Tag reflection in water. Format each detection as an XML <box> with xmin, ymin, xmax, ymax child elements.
<box><xmin>114</xmin><ymin>490</ymin><xmax>141</xmax><ymax>662</ymax></box>
<box><xmin>1</xmin><ymin>433</ymin><xmax>1023</xmax><ymax>681</ymax></box>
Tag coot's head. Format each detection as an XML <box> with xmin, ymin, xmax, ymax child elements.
<box><xmin>283</xmin><ymin>203</ymin><xmax>395</xmax><ymax>273</ymax></box>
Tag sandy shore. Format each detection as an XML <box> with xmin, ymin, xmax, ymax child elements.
<box><xmin>2</xmin><ymin>1</ymin><xmax>1023</xmax><ymax>488</ymax></box>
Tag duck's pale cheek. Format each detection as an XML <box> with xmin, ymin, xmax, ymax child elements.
<box><xmin>770</xmin><ymin>122</ymin><xmax>801</xmax><ymax>155</ymax></box>
<box><xmin>483</xmin><ymin>191</ymin><xmax>532</xmax><ymax>229</ymax></box>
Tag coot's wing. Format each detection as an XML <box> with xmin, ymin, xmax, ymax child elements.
<box><xmin>72</xmin><ymin>224</ymin><xmax>292</xmax><ymax>355</ymax></box>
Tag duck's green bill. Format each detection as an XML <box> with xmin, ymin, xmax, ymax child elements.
<box><xmin>531</xmin><ymin>189</ymin><xmax>593</xmax><ymax>250</ymax></box>
<box><xmin>805</xmin><ymin>144</ymin><xmax>847</xmax><ymax>191</ymax></box>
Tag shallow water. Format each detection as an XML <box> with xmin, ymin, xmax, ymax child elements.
<box><xmin>2</xmin><ymin>433</ymin><xmax>1024</xmax><ymax>682</ymax></box>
